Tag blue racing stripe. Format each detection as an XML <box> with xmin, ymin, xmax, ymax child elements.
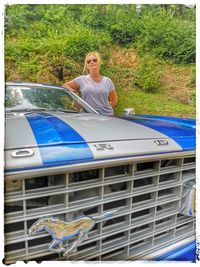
<box><xmin>25</xmin><ymin>112</ymin><xmax>93</xmax><ymax>165</ymax></box>
<box><xmin>135</xmin><ymin>115</ymin><xmax>196</xmax><ymax>128</ymax></box>
<box><xmin>26</xmin><ymin>112</ymin><xmax>86</xmax><ymax>144</ymax></box>
<box><xmin>123</xmin><ymin>117</ymin><xmax>196</xmax><ymax>151</ymax></box>
<box><xmin>39</xmin><ymin>144</ymin><xmax>93</xmax><ymax>167</ymax></box>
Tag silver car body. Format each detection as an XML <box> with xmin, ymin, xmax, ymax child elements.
<box><xmin>4</xmin><ymin>82</ymin><xmax>196</xmax><ymax>263</ymax></box>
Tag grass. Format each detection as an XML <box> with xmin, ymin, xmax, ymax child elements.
<box><xmin>115</xmin><ymin>88</ymin><xmax>195</xmax><ymax>118</ymax></box>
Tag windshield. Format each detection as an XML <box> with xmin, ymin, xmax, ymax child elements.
<box><xmin>5</xmin><ymin>85</ymin><xmax>96</xmax><ymax>114</ymax></box>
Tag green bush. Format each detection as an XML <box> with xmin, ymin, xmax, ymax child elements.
<box><xmin>5</xmin><ymin>5</ymin><xmax>39</xmax><ymax>34</ymax></box>
<box><xmin>134</xmin><ymin>55</ymin><xmax>162</xmax><ymax>93</ymax></box>
<box><xmin>135</xmin><ymin>10</ymin><xmax>195</xmax><ymax>64</ymax></box>
<box><xmin>5</xmin><ymin>21</ymin><xmax>111</xmax><ymax>78</ymax></box>
<box><xmin>5</xmin><ymin>5</ymin><xmax>75</xmax><ymax>35</ymax></box>
<box><xmin>5</xmin><ymin>4</ymin><xmax>196</xmax><ymax>83</ymax></box>
<box><xmin>63</xmin><ymin>26</ymin><xmax>111</xmax><ymax>60</ymax></box>
<box><xmin>105</xmin><ymin>5</ymin><xmax>141</xmax><ymax>44</ymax></box>
<box><xmin>80</xmin><ymin>5</ymin><xmax>106</xmax><ymax>28</ymax></box>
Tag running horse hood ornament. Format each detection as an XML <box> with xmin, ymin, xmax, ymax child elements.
<box><xmin>28</xmin><ymin>209</ymin><xmax>118</xmax><ymax>256</ymax></box>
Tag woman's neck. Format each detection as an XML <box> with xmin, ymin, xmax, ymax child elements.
<box><xmin>89</xmin><ymin>70</ymin><xmax>101</xmax><ymax>79</ymax></box>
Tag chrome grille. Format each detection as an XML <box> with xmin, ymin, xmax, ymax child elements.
<box><xmin>4</xmin><ymin>154</ymin><xmax>195</xmax><ymax>263</ymax></box>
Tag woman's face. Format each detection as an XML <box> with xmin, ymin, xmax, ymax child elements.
<box><xmin>86</xmin><ymin>55</ymin><xmax>99</xmax><ymax>72</ymax></box>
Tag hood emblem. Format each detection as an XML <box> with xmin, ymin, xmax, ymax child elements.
<box><xmin>28</xmin><ymin>209</ymin><xmax>117</xmax><ymax>256</ymax></box>
<box><xmin>154</xmin><ymin>140</ymin><xmax>169</xmax><ymax>145</ymax></box>
<box><xmin>94</xmin><ymin>143</ymin><xmax>114</xmax><ymax>151</ymax></box>
<box><xmin>11</xmin><ymin>149</ymin><xmax>34</xmax><ymax>158</ymax></box>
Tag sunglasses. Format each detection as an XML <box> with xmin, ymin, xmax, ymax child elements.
<box><xmin>87</xmin><ymin>58</ymin><xmax>97</xmax><ymax>64</ymax></box>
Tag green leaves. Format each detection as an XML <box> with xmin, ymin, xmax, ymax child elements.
<box><xmin>135</xmin><ymin>11</ymin><xmax>195</xmax><ymax>64</ymax></box>
<box><xmin>5</xmin><ymin>4</ymin><xmax>196</xmax><ymax>90</ymax></box>
<box><xmin>63</xmin><ymin>26</ymin><xmax>110</xmax><ymax>60</ymax></box>
<box><xmin>134</xmin><ymin>55</ymin><xmax>162</xmax><ymax>93</ymax></box>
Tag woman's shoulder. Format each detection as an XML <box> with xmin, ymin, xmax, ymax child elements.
<box><xmin>76</xmin><ymin>74</ymin><xmax>88</xmax><ymax>78</ymax></box>
<box><xmin>103</xmin><ymin>76</ymin><xmax>114</xmax><ymax>83</ymax></box>
<box><xmin>74</xmin><ymin>75</ymin><xmax>89</xmax><ymax>81</ymax></box>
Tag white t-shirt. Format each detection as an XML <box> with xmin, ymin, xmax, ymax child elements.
<box><xmin>74</xmin><ymin>75</ymin><xmax>115</xmax><ymax>115</ymax></box>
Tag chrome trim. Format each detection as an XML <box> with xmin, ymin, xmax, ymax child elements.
<box><xmin>154</xmin><ymin>140</ymin><xmax>169</xmax><ymax>145</ymax></box>
<box><xmin>94</xmin><ymin>144</ymin><xmax>114</xmax><ymax>151</ymax></box>
<box><xmin>5</xmin><ymin>150</ymin><xmax>195</xmax><ymax>180</ymax></box>
<box><xmin>11</xmin><ymin>149</ymin><xmax>34</xmax><ymax>158</ymax></box>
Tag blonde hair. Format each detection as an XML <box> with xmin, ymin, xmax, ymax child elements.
<box><xmin>83</xmin><ymin>51</ymin><xmax>102</xmax><ymax>74</ymax></box>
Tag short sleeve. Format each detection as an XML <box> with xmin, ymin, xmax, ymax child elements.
<box><xmin>73</xmin><ymin>76</ymin><xmax>84</xmax><ymax>87</ymax></box>
<box><xmin>107</xmin><ymin>77</ymin><xmax>115</xmax><ymax>92</ymax></box>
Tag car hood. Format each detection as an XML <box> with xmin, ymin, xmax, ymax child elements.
<box><xmin>5</xmin><ymin>112</ymin><xmax>196</xmax><ymax>171</ymax></box>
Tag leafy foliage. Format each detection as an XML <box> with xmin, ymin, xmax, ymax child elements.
<box><xmin>104</xmin><ymin>5</ymin><xmax>142</xmax><ymax>44</ymax></box>
<box><xmin>134</xmin><ymin>55</ymin><xmax>162</xmax><ymax>93</ymax></box>
<box><xmin>5</xmin><ymin>4</ymin><xmax>195</xmax><ymax>65</ymax></box>
<box><xmin>63</xmin><ymin>26</ymin><xmax>111</xmax><ymax>60</ymax></box>
<box><xmin>135</xmin><ymin>10</ymin><xmax>195</xmax><ymax>64</ymax></box>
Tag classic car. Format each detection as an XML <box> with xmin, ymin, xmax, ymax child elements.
<box><xmin>4</xmin><ymin>82</ymin><xmax>196</xmax><ymax>263</ymax></box>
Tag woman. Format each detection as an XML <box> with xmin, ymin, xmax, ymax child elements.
<box><xmin>63</xmin><ymin>51</ymin><xmax>117</xmax><ymax>116</ymax></box>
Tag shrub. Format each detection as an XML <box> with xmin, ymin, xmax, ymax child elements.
<box><xmin>5</xmin><ymin>5</ymin><xmax>39</xmax><ymax>34</ymax></box>
<box><xmin>5</xmin><ymin>4</ymin><xmax>196</xmax><ymax>83</ymax></box>
<box><xmin>80</xmin><ymin>5</ymin><xmax>106</xmax><ymax>28</ymax></box>
<box><xmin>105</xmin><ymin>5</ymin><xmax>142</xmax><ymax>44</ymax></box>
<box><xmin>135</xmin><ymin>10</ymin><xmax>195</xmax><ymax>64</ymax></box>
<box><xmin>64</xmin><ymin>26</ymin><xmax>111</xmax><ymax>60</ymax></box>
<box><xmin>134</xmin><ymin>55</ymin><xmax>162</xmax><ymax>93</ymax></box>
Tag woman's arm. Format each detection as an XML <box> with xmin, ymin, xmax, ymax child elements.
<box><xmin>63</xmin><ymin>80</ymin><xmax>80</xmax><ymax>91</ymax></box>
<box><xmin>109</xmin><ymin>90</ymin><xmax>118</xmax><ymax>108</ymax></box>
